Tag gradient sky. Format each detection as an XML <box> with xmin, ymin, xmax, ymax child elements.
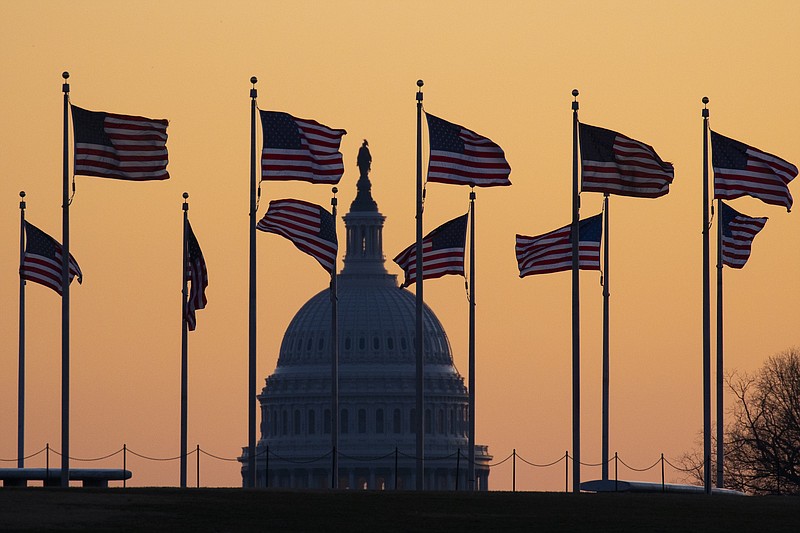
<box><xmin>1</xmin><ymin>1</ymin><xmax>798</xmax><ymax>489</ymax></box>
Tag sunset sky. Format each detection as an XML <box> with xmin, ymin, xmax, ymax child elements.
<box><xmin>1</xmin><ymin>1</ymin><xmax>798</xmax><ymax>489</ymax></box>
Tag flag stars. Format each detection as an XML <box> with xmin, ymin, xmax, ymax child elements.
<box><xmin>263</xmin><ymin>112</ymin><xmax>303</xmax><ymax>149</ymax></box>
<box><xmin>427</xmin><ymin>115</ymin><xmax>466</xmax><ymax>153</ymax></box>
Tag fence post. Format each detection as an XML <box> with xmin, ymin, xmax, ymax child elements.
<box><xmin>196</xmin><ymin>445</ymin><xmax>200</xmax><ymax>488</ymax></box>
<box><xmin>455</xmin><ymin>448</ymin><xmax>460</xmax><ymax>491</ymax></box>
<box><xmin>394</xmin><ymin>447</ymin><xmax>399</xmax><ymax>490</ymax></box>
<box><xmin>123</xmin><ymin>444</ymin><xmax>127</xmax><ymax>488</ymax></box>
<box><xmin>565</xmin><ymin>450</ymin><xmax>569</xmax><ymax>493</ymax></box>
<box><xmin>614</xmin><ymin>452</ymin><xmax>618</xmax><ymax>492</ymax></box>
<box><xmin>661</xmin><ymin>453</ymin><xmax>665</xmax><ymax>492</ymax></box>
<box><xmin>46</xmin><ymin>443</ymin><xmax>50</xmax><ymax>485</ymax></box>
<box><xmin>512</xmin><ymin>449</ymin><xmax>516</xmax><ymax>493</ymax></box>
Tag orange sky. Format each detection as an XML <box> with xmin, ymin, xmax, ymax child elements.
<box><xmin>1</xmin><ymin>1</ymin><xmax>798</xmax><ymax>489</ymax></box>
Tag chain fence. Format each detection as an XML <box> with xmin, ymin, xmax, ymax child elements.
<box><xmin>1</xmin><ymin>443</ymin><xmax>699</xmax><ymax>491</ymax></box>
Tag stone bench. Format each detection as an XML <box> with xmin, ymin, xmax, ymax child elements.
<box><xmin>0</xmin><ymin>468</ymin><xmax>132</xmax><ymax>488</ymax></box>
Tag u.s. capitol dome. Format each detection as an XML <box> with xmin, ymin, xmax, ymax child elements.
<box><xmin>240</xmin><ymin>143</ymin><xmax>491</xmax><ymax>489</ymax></box>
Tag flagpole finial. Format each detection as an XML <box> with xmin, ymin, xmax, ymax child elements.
<box><xmin>702</xmin><ymin>97</ymin><xmax>709</xmax><ymax>118</ymax></box>
<box><xmin>62</xmin><ymin>71</ymin><xmax>70</xmax><ymax>93</ymax></box>
<box><xmin>702</xmin><ymin>96</ymin><xmax>709</xmax><ymax>106</ymax></box>
<box><xmin>572</xmin><ymin>89</ymin><xmax>579</xmax><ymax>111</ymax></box>
<box><xmin>572</xmin><ymin>89</ymin><xmax>579</xmax><ymax>98</ymax></box>
<box><xmin>250</xmin><ymin>76</ymin><xmax>258</xmax><ymax>99</ymax></box>
<box><xmin>416</xmin><ymin>80</ymin><xmax>424</xmax><ymax>102</ymax></box>
<box><xmin>19</xmin><ymin>190</ymin><xmax>26</xmax><ymax>210</ymax></box>
<box><xmin>19</xmin><ymin>190</ymin><xmax>25</xmax><ymax>198</ymax></box>
<box><xmin>182</xmin><ymin>192</ymin><xmax>189</xmax><ymax>211</ymax></box>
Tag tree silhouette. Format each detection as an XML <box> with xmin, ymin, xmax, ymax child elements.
<box><xmin>682</xmin><ymin>348</ymin><xmax>800</xmax><ymax>494</ymax></box>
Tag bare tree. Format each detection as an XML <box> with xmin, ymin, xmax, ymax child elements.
<box><xmin>681</xmin><ymin>348</ymin><xmax>800</xmax><ymax>494</ymax></box>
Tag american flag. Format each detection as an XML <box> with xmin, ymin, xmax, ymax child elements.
<box><xmin>393</xmin><ymin>213</ymin><xmax>468</xmax><ymax>288</ymax></box>
<box><xmin>260</xmin><ymin>111</ymin><xmax>347</xmax><ymax>184</ymax></box>
<box><xmin>71</xmin><ymin>105</ymin><xmax>169</xmax><ymax>181</ymax></box>
<box><xmin>580</xmin><ymin>123</ymin><xmax>674</xmax><ymax>198</ymax></box>
<box><xmin>712</xmin><ymin>130</ymin><xmax>797</xmax><ymax>212</ymax></box>
<box><xmin>185</xmin><ymin>220</ymin><xmax>208</xmax><ymax>331</ymax></box>
<box><xmin>257</xmin><ymin>199</ymin><xmax>338</xmax><ymax>273</ymax></box>
<box><xmin>426</xmin><ymin>113</ymin><xmax>511</xmax><ymax>187</ymax></box>
<box><xmin>516</xmin><ymin>214</ymin><xmax>602</xmax><ymax>277</ymax></box>
<box><xmin>719</xmin><ymin>201</ymin><xmax>767</xmax><ymax>269</ymax></box>
<box><xmin>20</xmin><ymin>221</ymin><xmax>82</xmax><ymax>295</ymax></box>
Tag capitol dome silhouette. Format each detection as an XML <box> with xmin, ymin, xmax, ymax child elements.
<box><xmin>240</xmin><ymin>143</ymin><xmax>491</xmax><ymax>490</ymax></box>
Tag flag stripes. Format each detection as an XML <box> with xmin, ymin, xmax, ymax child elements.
<box><xmin>260</xmin><ymin>111</ymin><xmax>346</xmax><ymax>184</ymax></box>
<box><xmin>393</xmin><ymin>213</ymin><xmax>468</xmax><ymax>288</ymax></box>
<box><xmin>71</xmin><ymin>105</ymin><xmax>169</xmax><ymax>181</ymax></box>
<box><xmin>711</xmin><ymin>131</ymin><xmax>797</xmax><ymax>211</ymax></box>
<box><xmin>257</xmin><ymin>199</ymin><xmax>338</xmax><ymax>273</ymax></box>
<box><xmin>580</xmin><ymin>123</ymin><xmax>674</xmax><ymax>198</ymax></box>
<box><xmin>185</xmin><ymin>221</ymin><xmax>208</xmax><ymax>331</ymax></box>
<box><xmin>426</xmin><ymin>113</ymin><xmax>511</xmax><ymax>187</ymax></box>
<box><xmin>20</xmin><ymin>222</ymin><xmax>82</xmax><ymax>295</ymax></box>
<box><xmin>719</xmin><ymin>201</ymin><xmax>768</xmax><ymax>269</ymax></box>
<box><xmin>516</xmin><ymin>214</ymin><xmax>602</xmax><ymax>277</ymax></box>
